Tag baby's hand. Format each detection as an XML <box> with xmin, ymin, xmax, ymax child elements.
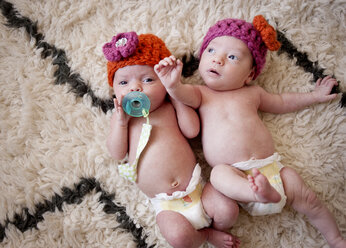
<box><xmin>313</xmin><ymin>76</ymin><xmax>338</xmax><ymax>103</ymax></box>
<box><xmin>154</xmin><ymin>55</ymin><xmax>183</xmax><ymax>90</ymax></box>
<box><xmin>112</xmin><ymin>97</ymin><xmax>131</xmax><ymax>127</ymax></box>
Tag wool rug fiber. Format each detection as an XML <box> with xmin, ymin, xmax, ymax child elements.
<box><xmin>0</xmin><ymin>0</ymin><xmax>345</xmax><ymax>247</ymax></box>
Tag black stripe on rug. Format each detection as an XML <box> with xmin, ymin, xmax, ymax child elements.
<box><xmin>0</xmin><ymin>177</ymin><xmax>153</xmax><ymax>248</ymax></box>
<box><xmin>276</xmin><ymin>31</ymin><xmax>345</xmax><ymax>107</ymax></box>
<box><xmin>0</xmin><ymin>0</ymin><xmax>114</xmax><ymax>113</ymax></box>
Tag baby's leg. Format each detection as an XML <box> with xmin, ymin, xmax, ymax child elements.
<box><xmin>210</xmin><ymin>164</ymin><xmax>280</xmax><ymax>203</ymax></box>
<box><xmin>202</xmin><ymin>182</ymin><xmax>240</xmax><ymax>247</ymax></box>
<box><xmin>156</xmin><ymin>210</ymin><xmax>239</xmax><ymax>248</ymax></box>
<box><xmin>281</xmin><ymin>167</ymin><xmax>346</xmax><ymax>248</ymax></box>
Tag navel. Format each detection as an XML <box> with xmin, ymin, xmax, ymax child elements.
<box><xmin>171</xmin><ymin>180</ymin><xmax>179</xmax><ymax>188</ymax></box>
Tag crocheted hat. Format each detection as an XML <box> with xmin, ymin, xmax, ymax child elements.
<box><xmin>103</xmin><ymin>32</ymin><xmax>171</xmax><ymax>87</ymax></box>
<box><xmin>199</xmin><ymin>15</ymin><xmax>281</xmax><ymax>79</ymax></box>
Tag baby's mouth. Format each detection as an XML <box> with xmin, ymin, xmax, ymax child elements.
<box><xmin>208</xmin><ymin>69</ymin><xmax>220</xmax><ymax>76</ymax></box>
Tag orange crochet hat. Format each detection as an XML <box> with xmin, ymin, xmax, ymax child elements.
<box><xmin>103</xmin><ymin>32</ymin><xmax>171</xmax><ymax>87</ymax></box>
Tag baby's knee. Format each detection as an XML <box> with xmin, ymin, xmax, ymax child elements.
<box><xmin>304</xmin><ymin>188</ymin><xmax>321</xmax><ymax>211</ymax></box>
<box><xmin>157</xmin><ymin>211</ymin><xmax>197</xmax><ymax>248</ymax></box>
<box><xmin>219</xmin><ymin>198</ymin><xmax>239</xmax><ymax>219</ymax></box>
<box><xmin>165</xmin><ymin>228</ymin><xmax>194</xmax><ymax>248</ymax></box>
<box><xmin>214</xmin><ymin>202</ymin><xmax>239</xmax><ymax>229</ymax></box>
<box><xmin>210</xmin><ymin>165</ymin><xmax>223</xmax><ymax>184</ymax></box>
<box><xmin>294</xmin><ymin>186</ymin><xmax>322</xmax><ymax>214</ymax></box>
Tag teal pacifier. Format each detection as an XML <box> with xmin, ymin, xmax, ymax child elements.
<box><xmin>122</xmin><ymin>91</ymin><xmax>151</xmax><ymax>117</ymax></box>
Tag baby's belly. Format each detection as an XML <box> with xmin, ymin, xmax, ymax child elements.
<box><xmin>202</xmin><ymin>125</ymin><xmax>275</xmax><ymax>166</ymax></box>
<box><xmin>136</xmin><ymin>143</ymin><xmax>197</xmax><ymax>198</ymax></box>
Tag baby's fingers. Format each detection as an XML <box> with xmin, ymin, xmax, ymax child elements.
<box><xmin>167</xmin><ymin>55</ymin><xmax>177</xmax><ymax>64</ymax></box>
<box><xmin>155</xmin><ymin>56</ymin><xmax>178</xmax><ymax>70</ymax></box>
<box><xmin>113</xmin><ymin>98</ymin><xmax>122</xmax><ymax>113</ymax></box>
<box><xmin>155</xmin><ymin>59</ymin><xmax>170</xmax><ymax>71</ymax></box>
<box><xmin>155</xmin><ymin>61</ymin><xmax>172</xmax><ymax>76</ymax></box>
<box><xmin>154</xmin><ymin>64</ymin><xmax>162</xmax><ymax>73</ymax></box>
<box><xmin>113</xmin><ymin>98</ymin><xmax>119</xmax><ymax>108</ymax></box>
<box><xmin>162</xmin><ymin>56</ymin><xmax>176</xmax><ymax>66</ymax></box>
<box><xmin>315</xmin><ymin>78</ymin><xmax>322</xmax><ymax>87</ymax></box>
<box><xmin>328</xmin><ymin>77</ymin><xmax>338</xmax><ymax>86</ymax></box>
<box><xmin>320</xmin><ymin>75</ymin><xmax>337</xmax><ymax>85</ymax></box>
<box><xmin>325</xmin><ymin>93</ymin><xmax>338</xmax><ymax>101</ymax></box>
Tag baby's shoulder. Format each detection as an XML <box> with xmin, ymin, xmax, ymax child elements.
<box><xmin>234</xmin><ymin>85</ymin><xmax>264</xmax><ymax>105</ymax></box>
<box><xmin>245</xmin><ymin>84</ymin><xmax>263</xmax><ymax>91</ymax></box>
<box><xmin>242</xmin><ymin>85</ymin><xmax>266</xmax><ymax>95</ymax></box>
<box><xmin>160</xmin><ymin>100</ymin><xmax>174</xmax><ymax>111</ymax></box>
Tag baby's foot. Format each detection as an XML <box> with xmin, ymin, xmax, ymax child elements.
<box><xmin>207</xmin><ymin>228</ymin><xmax>240</xmax><ymax>248</ymax></box>
<box><xmin>248</xmin><ymin>168</ymin><xmax>281</xmax><ymax>203</ymax></box>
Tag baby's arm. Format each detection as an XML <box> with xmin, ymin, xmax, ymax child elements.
<box><xmin>154</xmin><ymin>55</ymin><xmax>202</xmax><ymax>109</ymax></box>
<box><xmin>259</xmin><ymin>76</ymin><xmax>338</xmax><ymax>113</ymax></box>
<box><xmin>106</xmin><ymin>98</ymin><xmax>131</xmax><ymax>160</ymax></box>
<box><xmin>170</xmin><ymin>97</ymin><xmax>200</xmax><ymax>139</ymax></box>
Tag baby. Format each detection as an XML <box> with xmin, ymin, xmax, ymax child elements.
<box><xmin>155</xmin><ymin>15</ymin><xmax>345</xmax><ymax>248</ymax></box>
<box><xmin>104</xmin><ymin>32</ymin><xmax>240</xmax><ymax>248</ymax></box>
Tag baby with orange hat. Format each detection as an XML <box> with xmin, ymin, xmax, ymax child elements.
<box><xmin>104</xmin><ymin>32</ymin><xmax>240</xmax><ymax>248</ymax></box>
<box><xmin>155</xmin><ymin>15</ymin><xmax>345</xmax><ymax>247</ymax></box>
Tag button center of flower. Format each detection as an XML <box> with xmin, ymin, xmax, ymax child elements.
<box><xmin>115</xmin><ymin>38</ymin><xmax>128</xmax><ymax>47</ymax></box>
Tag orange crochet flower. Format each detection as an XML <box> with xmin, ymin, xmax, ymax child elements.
<box><xmin>253</xmin><ymin>15</ymin><xmax>281</xmax><ymax>51</ymax></box>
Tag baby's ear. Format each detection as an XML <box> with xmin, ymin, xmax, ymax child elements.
<box><xmin>245</xmin><ymin>68</ymin><xmax>255</xmax><ymax>85</ymax></box>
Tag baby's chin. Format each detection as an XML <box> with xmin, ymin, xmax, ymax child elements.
<box><xmin>148</xmin><ymin>98</ymin><xmax>166</xmax><ymax>113</ymax></box>
<box><xmin>203</xmin><ymin>80</ymin><xmax>228</xmax><ymax>91</ymax></box>
<box><xmin>203</xmin><ymin>77</ymin><xmax>245</xmax><ymax>91</ymax></box>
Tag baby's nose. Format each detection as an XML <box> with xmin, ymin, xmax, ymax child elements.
<box><xmin>130</xmin><ymin>83</ymin><xmax>142</xmax><ymax>92</ymax></box>
<box><xmin>213</xmin><ymin>55</ymin><xmax>224</xmax><ymax>65</ymax></box>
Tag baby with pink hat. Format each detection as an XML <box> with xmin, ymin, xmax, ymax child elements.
<box><xmin>155</xmin><ymin>15</ymin><xmax>345</xmax><ymax>248</ymax></box>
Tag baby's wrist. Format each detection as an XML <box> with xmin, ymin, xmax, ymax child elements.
<box><xmin>166</xmin><ymin>81</ymin><xmax>181</xmax><ymax>93</ymax></box>
<box><xmin>310</xmin><ymin>90</ymin><xmax>317</xmax><ymax>99</ymax></box>
<box><xmin>166</xmin><ymin>87</ymin><xmax>181</xmax><ymax>100</ymax></box>
<box><xmin>311</xmin><ymin>91</ymin><xmax>323</xmax><ymax>103</ymax></box>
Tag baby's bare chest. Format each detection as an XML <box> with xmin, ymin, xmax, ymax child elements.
<box><xmin>200</xmin><ymin>90</ymin><xmax>258</xmax><ymax>122</ymax></box>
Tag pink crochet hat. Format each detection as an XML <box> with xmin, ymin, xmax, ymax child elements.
<box><xmin>199</xmin><ymin>15</ymin><xmax>280</xmax><ymax>79</ymax></box>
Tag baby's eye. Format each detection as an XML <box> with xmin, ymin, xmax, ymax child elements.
<box><xmin>143</xmin><ymin>78</ymin><xmax>153</xmax><ymax>83</ymax></box>
<box><xmin>119</xmin><ymin>81</ymin><xmax>128</xmax><ymax>86</ymax></box>
<box><xmin>228</xmin><ymin>54</ymin><xmax>238</xmax><ymax>61</ymax></box>
<box><xmin>208</xmin><ymin>48</ymin><xmax>215</xmax><ymax>54</ymax></box>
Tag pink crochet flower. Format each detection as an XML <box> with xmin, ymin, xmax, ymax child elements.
<box><xmin>103</xmin><ymin>32</ymin><xmax>139</xmax><ymax>62</ymax></box>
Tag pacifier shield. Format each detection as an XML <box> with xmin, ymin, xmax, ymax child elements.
<box><xmin>122</xmin><ymin>91</ymin><xmax>151</xmax><ymax>117</ymax></box>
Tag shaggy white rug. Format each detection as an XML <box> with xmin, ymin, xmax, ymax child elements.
<box><xmin>0</xmin><ymin>0</ymin><xmax>345</xmax><ymax>247</ymax></box>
